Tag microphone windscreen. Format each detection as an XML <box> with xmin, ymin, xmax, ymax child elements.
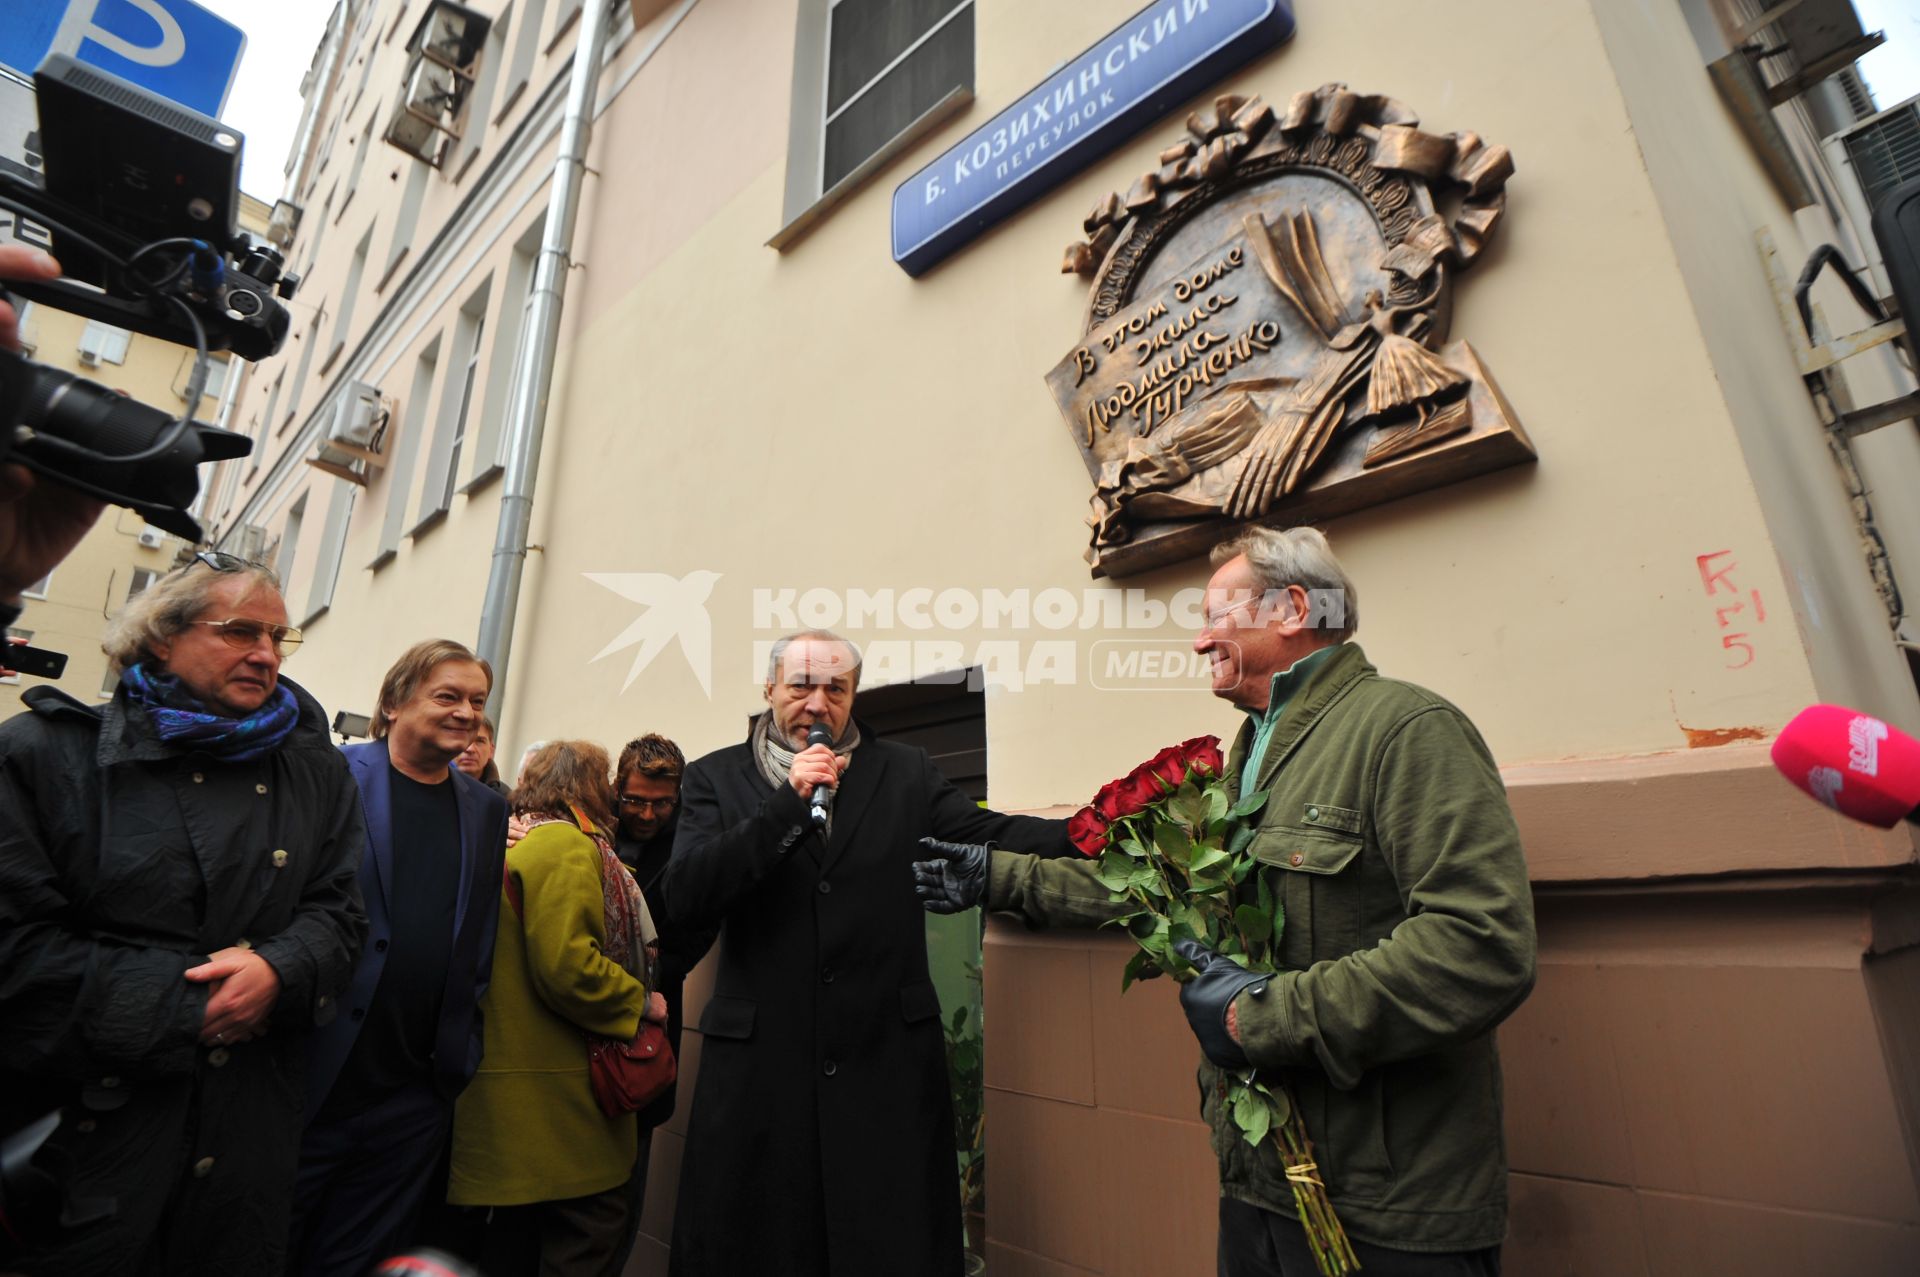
<box><xmin>1771</xmin><ymin>704</ymin><xmax>1920</xmax><ymax>828</ymax></box>
<box><xmin>807</xmin><ymin>721</ymin><xmax>832</xmax><ymax>749</ymax></box>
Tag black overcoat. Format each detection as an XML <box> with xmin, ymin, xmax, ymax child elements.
<box><xmin>0</xmin><ymin>678</ymin><xmax>367</xmax><ymax>1276</ymax></box>
<box><xmin>663</xmin><ymin>723</ymin><xmax>1068</xmax><ymax>1277</ymax></box>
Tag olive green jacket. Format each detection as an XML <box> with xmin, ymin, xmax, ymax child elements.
<box><xmin>988</xmin><ymin>642</ymin><xmax>1535</xmax><ymax>1252</ymax></box>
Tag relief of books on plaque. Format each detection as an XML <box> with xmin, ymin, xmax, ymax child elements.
<box><xmin>1047</xmin><ymin>83</ymin><xmax>1535</xmax><ymax>577</ymax></box>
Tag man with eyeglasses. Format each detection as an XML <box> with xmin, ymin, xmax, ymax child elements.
<box><xmin>602</xmin><ymin>735</ymin><xmax>714</xmax><ymax>1270</ymax></box>
<box><xmin>0</xmin><ymin>552</ymin><xmax>367</xmax><ymax>1275</ymax></box>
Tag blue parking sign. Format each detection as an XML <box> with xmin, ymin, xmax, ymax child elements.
<box><xmin>0</xmin><ymin>0</ymin><xmax>246</xmax><ymax>118</ymax></box>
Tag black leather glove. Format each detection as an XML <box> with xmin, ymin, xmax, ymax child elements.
<box><xmin>912</xmin><ymin>837</ymin><xmax>991</xmax><ymax>914</ymax></box>
<box><xmin>1173</xmin><ymin>938</ymin><xmax>1267</xmax><ymax>1070</ymax></box>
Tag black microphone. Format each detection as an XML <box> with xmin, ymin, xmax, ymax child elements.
<box><xmin>806</xmin><ymin>721</ymin><xmax>834</xmax><ymax>828</ymax></box>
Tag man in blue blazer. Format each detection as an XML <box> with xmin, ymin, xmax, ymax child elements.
<box><xmin>291</xmin><ymin>639</ymin><xmax>510</xmax><ymax>1277</ymax></box>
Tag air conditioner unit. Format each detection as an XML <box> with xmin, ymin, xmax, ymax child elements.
<box><xmin>136</xmin><ymin>525</ymin><xmax>166</xmax><ymax>549</ymax></box>
<box><xmin>77</xmin><ymin>346</ymin><xmax>100</xmax><ymax>367</ymax></box>
<box><xmin>1835</xmin><ymin>94</ymin><xmax>1920</xmax><ymax>220</ymax></box>
<box><xmin>233</xmin><ymin>524</ymin><xmax>270</xmax><ymax>563</ymax></box>
<box><xmin>306</xmin><ymin>381</ymin><xmax>391</xmax><ymax>485</ymax></box>
<box><xmin>384</xmin><ymin>2</ymin><xmax>491</xmax><ymax>167</ymax></box>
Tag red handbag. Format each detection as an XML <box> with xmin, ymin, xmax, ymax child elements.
<box><xmin>503</xmin><ymin>852</ymin><xmax>676</xmax><ymax>1117</ymax></box>
<box><xmin>587</xmin><ymin>1022</ymin><xmax>676</xmax><ymax>1117</ymax></box>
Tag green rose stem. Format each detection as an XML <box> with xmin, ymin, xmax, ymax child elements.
<box><xmin>1081</xmin><ymin>746</ymin><xmax>1360</xmax><ymax>1277</ymax></box>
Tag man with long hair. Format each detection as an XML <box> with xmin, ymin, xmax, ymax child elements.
<box><xmin>293</xmin><ymin>640</ymin><xmax>509</xmax><ymax>1277</ymax></box>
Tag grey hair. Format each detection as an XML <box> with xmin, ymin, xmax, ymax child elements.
<box><xmin>765</xmin><ymin>628</ymin><xmax>864</xmax><ymax>687</ymax></box>
<box><xmin>1209</xmin><ymin>526</ymin><xmax>1358</xmax><ymax>639</ymax></box>
<box><xmin>100</xmin><ymin>560</ymin><xmax>282</xmax><ymax>673</ymax></box>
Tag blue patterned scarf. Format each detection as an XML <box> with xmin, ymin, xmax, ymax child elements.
<box><xmin>121</xmin><ymin>663</ymin><xmax>300</xmax><ymax>761</ymax></box>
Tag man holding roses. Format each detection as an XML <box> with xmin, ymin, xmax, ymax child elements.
<box><xmin>916</xmin><ymin>527</ymin><xmax>1536</xmax><ymax>1277</ymax></box>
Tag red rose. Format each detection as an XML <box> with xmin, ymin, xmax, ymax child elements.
<box><xmin>1067</xmin><ymin>806</ymin><xmax>1111</xmax><ymax>857</ymax></box>
<box><xmin>1113</xmin><ymin>765</ymin><xmax>1167</xmax><ymax>817</ymax></box>
<box><xmin>1182</xmin><ymin>735</ymin><xmax>1226</xmax><ymax>779</ymax></box>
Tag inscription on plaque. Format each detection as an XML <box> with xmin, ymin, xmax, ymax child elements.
<box><xmin>1046</xmin><ymin>83</ymin><xmax>1535</xmax><ymax>577</ymax></box>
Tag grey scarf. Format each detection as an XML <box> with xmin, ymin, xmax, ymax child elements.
<box><xmin>751</xmin><ymin>711</ymin><xmax>861</xmax><ymax>836</ymax></box>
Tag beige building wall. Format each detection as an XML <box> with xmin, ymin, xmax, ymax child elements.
<box><xmin>217</xmin><ymin>0</ymin><xmax>1920</xmax><ymax>1272</ymax></box>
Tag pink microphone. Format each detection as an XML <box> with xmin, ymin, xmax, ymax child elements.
<box><xmin>1771</xmin><ymin>704</ymin><xmax>1920</xmax><ymax>828</ymax></box>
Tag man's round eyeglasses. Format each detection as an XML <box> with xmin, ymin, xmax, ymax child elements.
<box><xmin>618</xmin><ymin>796</ymin><xmax>675</xmax><ymax>814</ymax></box>
<box><xmin>189</xmin><ymin>618</ymin><xmax>303</xmax><ymax>655</ymax></box>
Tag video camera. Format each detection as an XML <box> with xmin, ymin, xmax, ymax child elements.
<box><xmin>0</xmin><ymin>53</ymin><xmax>300</xmax><ymax>541</ymax></box>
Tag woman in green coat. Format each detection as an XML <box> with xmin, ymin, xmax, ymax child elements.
<box><xmin>448</xmin><ymin>739</ymin><xmax>665</xmax><ymax>1276</ymax></box>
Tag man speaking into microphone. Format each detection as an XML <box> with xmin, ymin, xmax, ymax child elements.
<box><xmin>663</xmin><ymin>629</ymin><xmax>1070</xmax><ymax>1276</ymax></box>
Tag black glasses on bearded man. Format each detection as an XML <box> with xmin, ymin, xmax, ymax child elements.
<box><xmin>187</xmin><ymin>617</ymin><xmax>303</xmax><ymax>656</ymax></box>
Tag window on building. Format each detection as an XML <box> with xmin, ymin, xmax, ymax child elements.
<box><xmin>302</xmin><ymin>184</ymin><xmax>336</xmax><ymax>284</ymax></box>
<box><xmin>339</xmin><ymin>114</ymin><xmax>377</xmax><ymax>221</ymax></box>
<box><xmin>329</xmin><ymin>224</ymin><xmax>375</xmax><ymax>370</ymax></box>
<box><xmin>777</xmin><ymin>0</ymin><xmax>974</xmax><ymax>239</ymax></box>
<box><xmin>78</xmin><ymin>320</ymin><xmax>133</xmax><ymax>365</ymax></box>
<box><xmin>374</xmin><ymin>336</ymin><xmax>442</xmax><ymax>567</ymax></box>
<box><xmin>498</xmin><ymin>0</ymin><xmax>547</xmax><ymax>120</ymax></box>
<box><xmin>304</xmin><ymin>480</ymin><xmax>358</xmax><ymax>624</ymax></box>
<box><xmin>21</xmin><ymin>571</ymin><xmax>51</xmax><ymax>599</ymax></box>
<box><xmin>449</xmin><ymin>2</ymin><xmax>509</xmax><ymax>177</ymax></box>
<box><xmin>278</xmin><ymin>493</ymin><xmax>308</xmax><ymax>596</ymax></box>
<box><xmin>467</xmin><ymin>213</ymin><xmax>544</xmax><ymax>492</ymax></box>
<box><xmin>551</xmin><ymin>0</ymin><xmax>584</xmax><ymax>48</ymax></box>
<box><xmin>415</xmin><ymin>280</ymin><xmax>490</xmax><ymax>532</ymax></box>
<box><xmin>128</xmin><ymin>567</ymin><xmax>160</xmax><ymax>599</ymax></box>
<box><xmin>255</xmin><ymin>376</ymin><xmax>284</xmax><ymax>474</ymax></box>
<box><xmin>382</xmin><ymin>158</ymin><xmax>431</xmax><ymax>287</ymax></box>
<box><xmin>282</xmin><ymin>310</ymin><xmax>323</xmax><ymax>432</ymax></box>
<box><xmin>99</xmin><ymin>663</ymin><xmax>119</xmax><ymax>698</ymax></box>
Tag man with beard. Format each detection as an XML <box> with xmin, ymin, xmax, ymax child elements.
<box><xmin>664</xmin><ymin>630</ymin><xmax>1071</xmax><ymax>1277</ymax></box>
<box><xmin>607</xmin><ymin>733</ymin><xmax>713</xmax><ymax>1270</ymax></box>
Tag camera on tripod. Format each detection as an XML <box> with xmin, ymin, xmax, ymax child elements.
<box><xmin>0</xmin><ymin>53</ymin><xmax>301</xmax><ymax>541</ymax></box>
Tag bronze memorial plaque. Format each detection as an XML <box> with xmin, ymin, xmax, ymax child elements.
<box><xmin>1046</xmin><ymin>83</ymin><xmax>1534</xmax><ymax>576</ymax></box>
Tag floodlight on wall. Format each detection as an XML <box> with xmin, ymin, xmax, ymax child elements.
<box><xmin>267</xmin><ymin>199</ymin><xmax>302</xmax><ymax>250</ymax></box>
<box><xmin>383</xmin><ymin>1</ymin><xmax>491</xmax><ymax>168</ymax></box>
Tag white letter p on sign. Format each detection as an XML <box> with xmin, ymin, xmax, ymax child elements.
<box><xmin>53</xmin><ymin>0</ymin><xmax>187</xmax><ymax>69</ymax></box>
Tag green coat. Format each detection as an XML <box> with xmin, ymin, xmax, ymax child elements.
<box><xmin>989</xmin><ymin>642</ymin><xmax>1536</xmax><ymax>1252</ymax></box>
<box><xmin>449</xmin><ymin>822</ymin><xmax>648</xmax><ymax>1207</ymax></box>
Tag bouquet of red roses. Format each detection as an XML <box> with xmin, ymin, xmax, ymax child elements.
<box><xmin>1071</xmin><ymin>736</ymin><xmax>1359</xmax><ymax>1277</ymax></box>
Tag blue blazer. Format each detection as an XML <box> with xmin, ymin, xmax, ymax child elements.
<box><xmin>306</xmin><ymin>739</ymin><xmax>510</xmax><ymax>1119</ymax></box>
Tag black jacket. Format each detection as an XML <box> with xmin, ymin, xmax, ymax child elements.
<box><xmin>617</xmin><ymin>812</ymin><xmax>715</xmax><ymax>1131</ymax></box>
<box><xmin>0</xmin><ymin>678</ymin><xmax>367</xmax><ymax>1276</ymax></box>
<box><xmin>663</xmin><ymin>724</ymin><xmax>1069</xmax><ymax>1277</ymax></box>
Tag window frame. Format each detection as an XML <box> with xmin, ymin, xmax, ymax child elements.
<box><xmin>770</xmin><ymin>0</ymin><xmax>976</xmax><ymax>252</ymax></box>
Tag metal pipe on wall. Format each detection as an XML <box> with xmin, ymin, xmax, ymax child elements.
<box><xmin>475</xmin><ymin>0</ymin><xmax>619</xmax><ymax>723</ymax></box>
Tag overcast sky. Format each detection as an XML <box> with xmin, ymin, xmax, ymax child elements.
<box><xmin>199</xmin><ymin>0</ymin><xmax>336</xmax><ymax>200</ymax></box>
<box><xmin>199</xmin><ymin>0</ymin><xmax>1920</xmax><ymax>203</ymax></box>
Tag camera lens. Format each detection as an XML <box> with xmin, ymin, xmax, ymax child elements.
<box><xmin>1</xmin><ymin>348</ymin><xmax>249</xmax><ymax>540</ymax></box>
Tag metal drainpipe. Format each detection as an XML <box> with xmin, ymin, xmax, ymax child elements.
<box><xmin>475</xmin><ymin>0</ymin><xmax>618</xmax><ymax>720</ymax></box>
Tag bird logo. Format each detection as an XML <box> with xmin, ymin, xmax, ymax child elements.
<box><xmin>585</xmin><ymin>570</ymin><xmax>722</xmax><ymax>696</ymax></box>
